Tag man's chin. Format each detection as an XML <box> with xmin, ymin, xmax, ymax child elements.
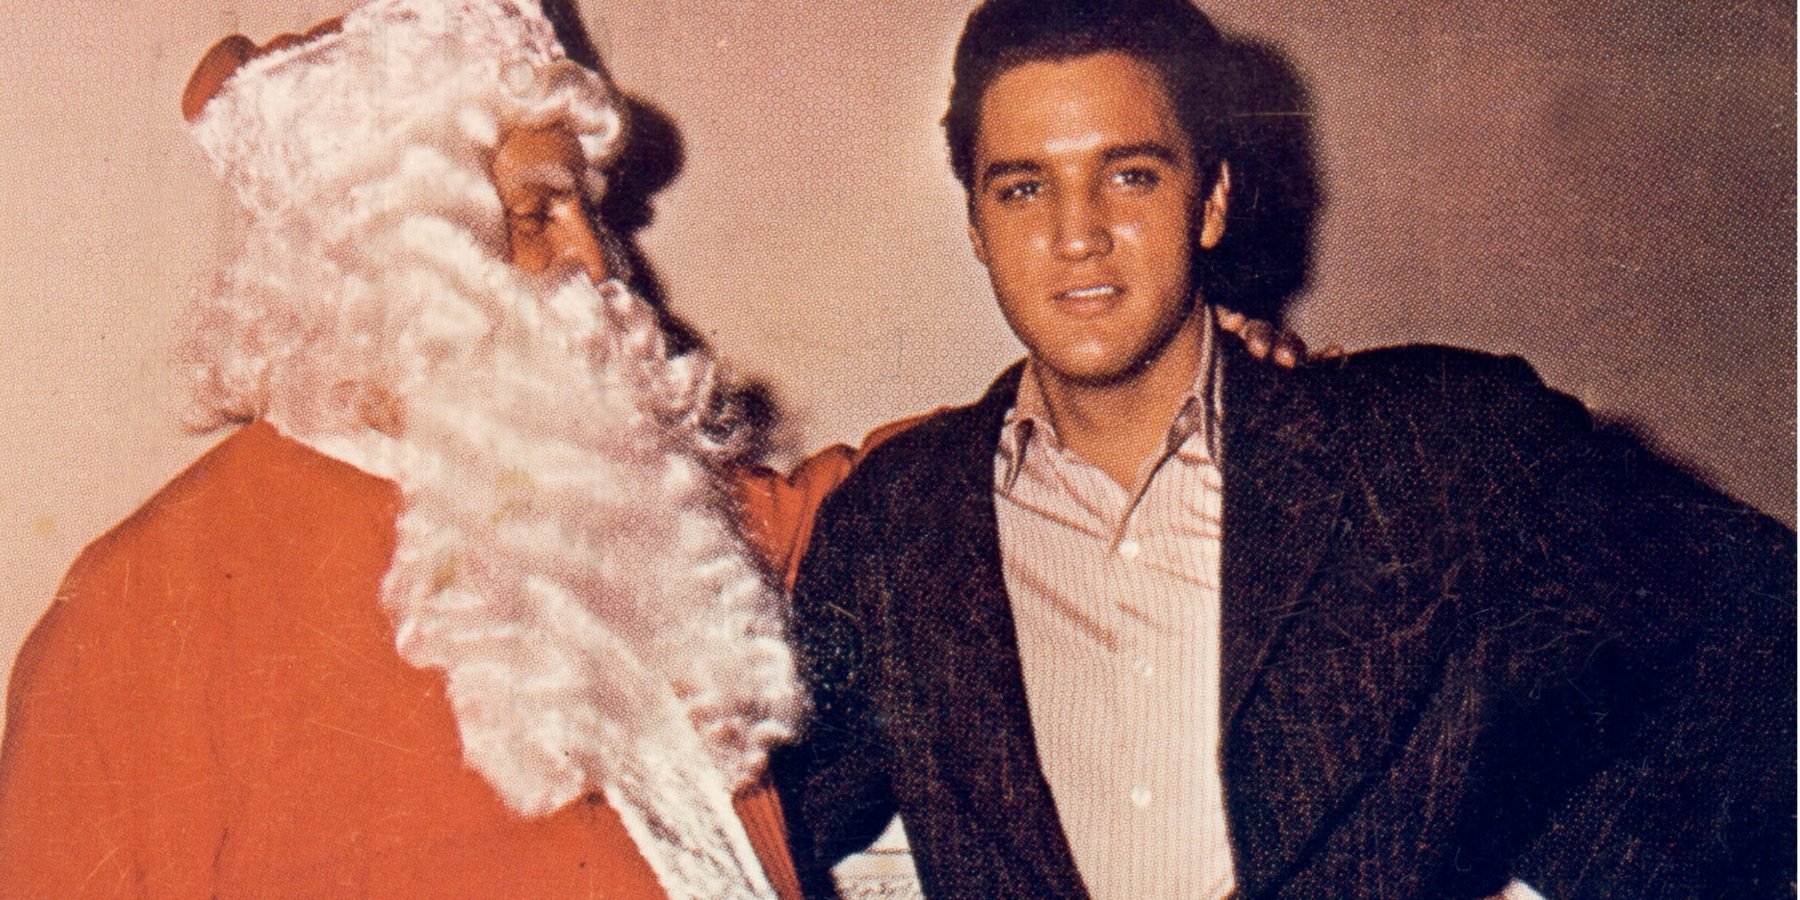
<box><xmin>1025</xmin><ymin>310</ymin><xmax>1202</xmax><ymax>393</ymax></box>
<box><xmin>1030</xmin><ymin>350</ymin><xmax>1151</xmax><ymax>391</ymax></box>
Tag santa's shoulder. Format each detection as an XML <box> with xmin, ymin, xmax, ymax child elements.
<box><xmin>57</xmin><ymin>421</ymin><xmax>400</xmax><ymax>626</ymax></box>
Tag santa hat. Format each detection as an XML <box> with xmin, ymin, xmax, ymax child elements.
<box><xmin>181</xmin><ymin>0</ymin><xmax>625</xmax><ymax>222</ymax></box>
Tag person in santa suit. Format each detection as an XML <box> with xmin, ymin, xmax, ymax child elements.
<box><xmin>0</xmin><ymin>1</ymin><xmax>813</xmax><ymax>896</ymax></box>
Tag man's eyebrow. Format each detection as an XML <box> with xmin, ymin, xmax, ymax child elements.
<box><xmin>506</xmin><ymin>163</ymin><xmax>580</xmax><ymax>200</ymax></box>
<box><xmin>1100</xmin><ymin>142</ymin><xmax>1183</xmax><ymax>166</ymax></box>
<box><xmin>978</xmin><ymin>159</ymin><xmax>1043</xmax><ymax>189</ymax></box>
<box><xmin>977</xmin><ymin>142</ymin><xmax>1186</xmax><ymax>189</ymax></box>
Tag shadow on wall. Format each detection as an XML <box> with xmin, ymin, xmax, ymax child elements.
<box><xmin>544</xmin><ymin>0</ymin><xmax>692</xmax><ymax>346</ymax></box>
<box><xmin>545</xmin><ymin>3</ymin><xmax>1781</xmax><ymax>524</ymax></box>
<box><xmin>600</xmin><ymin>93</ymin><xmax>696</xmax><ymax>352</ymax></box>
<box><xmin>1203</xmin><ymin>32</ymin><xmax>1788</xmax><ymax>521</ymax></box>
<box><xmin>1204</xmin><ymin>36</ymin><xmax>1324</xmax><ymax>326</ymax></box>
<box><xmin>548</xmin><ymin>0</ymin><xmax>786</xmax><ymax>463</ymax></box>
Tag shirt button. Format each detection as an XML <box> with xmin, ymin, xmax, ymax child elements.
<box><xmin>1130</xmin><ymin>786</ymin><xmax>1152</xmax><ymax>808</ymax></box>
<box><xmin>1118</xmin><ymin>539</ymin><xmax>1142</xmax><ymax>560</ymax></box>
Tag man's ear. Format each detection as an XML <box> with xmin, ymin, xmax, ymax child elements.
<box><xmin>1197</xmin><ymin>160</ymin><xmax>1230</xmax><ymax>251</ymax></box>
<box><xmin>967</xmin><ymin>219</ymin><xmax>990</xmax><ymax>266</ymax></box>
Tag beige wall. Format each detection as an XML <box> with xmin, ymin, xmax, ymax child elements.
<box><xmin>0</xmin><ymin>0</ymin><xmax>1792</xmax><ymax>740</ymax></box>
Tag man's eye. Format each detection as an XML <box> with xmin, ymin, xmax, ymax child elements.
<box><xmin>1113</xmin><ymin>167</ymin><xmax>1161</xmax><ymax>190</ymax></box>
<box><xmin>545</xmin><ymin>194</ymin><xmax>589</xmax><ymax>222</ymax></box>
<box><xmin>995</xmin><ymin>180</ymin><xmax>1042</xmax><ymax>204</ymax></box>
<box><xmin>509</xmin><ymin>208</ymin><xmax>548</xmax><ymax>235</ymax></box>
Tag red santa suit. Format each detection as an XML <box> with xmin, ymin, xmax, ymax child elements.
<box><xmin>0</xmin><ymin>421</ymin><xmax>813</xmax><ymax>898</ymax></box>
<box><xmin>0</xmin><ymin>0</ymin><xmax>868</xmax><ymax>894</ymax></box>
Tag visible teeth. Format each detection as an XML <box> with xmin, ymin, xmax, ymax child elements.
<box><xmin>1063</xmin><ymin>285</ymin><xmax>1117</xmax><ymax>300</ymax></box>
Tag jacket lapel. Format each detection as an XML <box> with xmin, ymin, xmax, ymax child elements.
<box><xmin>1222</xmin><ymin>345</ymin><xmax>1480</xmax><ymax>897</ymax></box>
<box><xmin>890</xmin><ymin>364</ymin><xmax>1089</xmax><ymax>897</ymax></box>
<box><xmin>1217</xmin><ymin>343</ymin><xmax>1366</xmax><ymax>894</ymax></box>
<box><xmin>1218</xmin><ymin>341</ymin><xmax>1345</xmax><ymax>734</ymax></box>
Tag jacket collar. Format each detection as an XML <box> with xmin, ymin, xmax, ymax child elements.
<box><xmin>997</xmin><ymin>320</ymin><xmax>1222</xmax><ymax>490</ymax></box>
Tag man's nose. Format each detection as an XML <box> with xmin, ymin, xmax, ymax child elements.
<box><xmin>550</xmin><ymin>203</ymin><xmax>611</xmax><ymax>284</ymax></box>
<box><xmin>1053</xmin><ymin>192</ymin><xmax>1112</xmax><ymax>261</ymax></box>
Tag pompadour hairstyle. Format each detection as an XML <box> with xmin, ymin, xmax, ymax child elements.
<box><xmin>942</xmin><ymin>0</ymin><xmax>1233</xmax><ymax>197</ymax></box>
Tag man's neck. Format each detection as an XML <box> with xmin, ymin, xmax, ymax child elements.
<box><xmin>1035</xmin><ymin>312</ymin><xmax>1207</xmax><ymax>489</ymax></box>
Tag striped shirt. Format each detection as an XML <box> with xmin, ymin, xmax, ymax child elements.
<box><xmin>993</xmin><ymin>322</ymin><xmax>1234</xmax><ymax>900</ymax></box>
<box><xmin>991</xmin><ymin>320</ymin><xmax>1547</xmax><ymax>900</ymax></box>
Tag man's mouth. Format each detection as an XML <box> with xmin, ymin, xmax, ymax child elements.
<box><xmin>1055</xmin><ymin>284</ymin><xmax>1122</xmax><ymax>316</ymax></box>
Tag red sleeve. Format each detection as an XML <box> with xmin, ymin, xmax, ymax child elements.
<box><xmin>734</xmin><ymin>412</ymin><xmax>940</xmax><ymax>591</ymax></box>
<box><xmin>733</xmin><ymin>779</ymin><xmax>805</xmax><ymax>900</ymax></box>
<box><xmin>734</xmin><ymin>447</ymin><xmax>857</xmax><ymax>592</ymax></box>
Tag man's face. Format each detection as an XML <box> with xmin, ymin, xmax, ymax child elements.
<box><xmin>491</xmin><ymin>124</ymin><xmax>610</xmax><ymax>283</ymax></box>
<box><xmin>967</xmin><ymin>52</ymin><xmax>1227</xmax><ymax>388</ymax></box>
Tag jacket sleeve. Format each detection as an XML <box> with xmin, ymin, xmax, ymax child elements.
<box><xmin>768</xmin><ymin>475</ymin><xmax>905</xmax><ymax>899</ymax></box>
<box><xmin>0</xmin><ymin>538</ymin><xmax>230</xmax><ymax>898</ymax></box>
<box><xmin>738</xmin><ymin>418</ymin><xmax>938</xmax><ymax>899</ymax></box>
<box><xmin>1485</xmin><ymin>362</ymin><xmax>1796</xmax><ymax>898</ymax></box>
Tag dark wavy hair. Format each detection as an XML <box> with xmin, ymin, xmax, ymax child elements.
<box><xmin>942</xmin><ymin>0</ymin><xmax>1234</xmax><ymax>200</ymax></box>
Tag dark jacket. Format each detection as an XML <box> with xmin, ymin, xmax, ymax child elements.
<box><xmin>772</xmin><ymin>343</ymin><xmax>1795</xmax><ymax>899</ymax></box>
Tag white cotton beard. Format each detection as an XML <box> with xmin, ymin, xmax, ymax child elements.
<box><xmin>185</xmin><ymin>135</ymin><xmax>799</xmax><ymax>900</ymax></box>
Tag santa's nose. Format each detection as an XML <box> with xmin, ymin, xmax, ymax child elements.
<box><xmin>546</xmin><ymin>199</ymin><xmax>611</xmax><ymax>284</ymax></box>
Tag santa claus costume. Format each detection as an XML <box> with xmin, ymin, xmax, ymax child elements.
<box><xmin>0</xmin><ymin>1</ymin><xmax>837</xmax><ymax>897</ymax></box>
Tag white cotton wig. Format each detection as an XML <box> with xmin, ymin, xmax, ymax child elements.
<box><xmin>188</xmin><ymin>0</ymin><xmax>622</xmax><ymax>226</ymax></box>
<box><xmin>184</xmin><ymin>0</ymin><xmax>626</xmax><ymax>433</ymax></box>
<box><xmin>175</xmin><ymin>5</ymin><xmax>807</xmax><ymax>881</ymax></box>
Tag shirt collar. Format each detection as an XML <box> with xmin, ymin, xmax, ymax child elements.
<box><xmin>998</xmin><ymin>307</ymin><xmax>1223</xmax><ymax>491</ymax></box>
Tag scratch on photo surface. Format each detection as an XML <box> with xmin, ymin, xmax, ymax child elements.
<box><xmin>305</xmin><ymin>717</ymin><xmax>423</xmax><ymax>756</ymax></box>
<box><xmin>79</xmin><ymin>841</ymin><xmax>119</xmax><ymax>892</ymax></box>
<box><xmin>308</xmin><ymin>534</ymin><xmax>348</xmax><ymax>584</ymax></box>
<box><xmin>166</xmin><ymin>569</ymin><xmax>192</xmax><ymax>673</ymax></box>
<box><xmin>297</xmin><ymin>617</ymin><xmax>387</xmax><ymax>670</ymax></box>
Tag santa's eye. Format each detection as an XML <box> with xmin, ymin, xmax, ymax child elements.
<box><xmin>508</xmin><ymin>205</ymin><xmax>548</xmax><ymax>235</ymax></box>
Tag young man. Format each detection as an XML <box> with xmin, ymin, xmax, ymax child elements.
<box><xmin>772</xmin><ymin>1</ymin><xmax>1795</xmax><ymax>897</ymax></box>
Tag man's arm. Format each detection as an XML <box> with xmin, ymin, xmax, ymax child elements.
<box><xmin>1485</xmin><ymin>364</ymin><xmax>1796</xmax><ymax>897</ymax></box>
<box><xmin>767</xmin><ymin>477</ymin><xmax>904</xmax><ymax>899</ymax></box>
